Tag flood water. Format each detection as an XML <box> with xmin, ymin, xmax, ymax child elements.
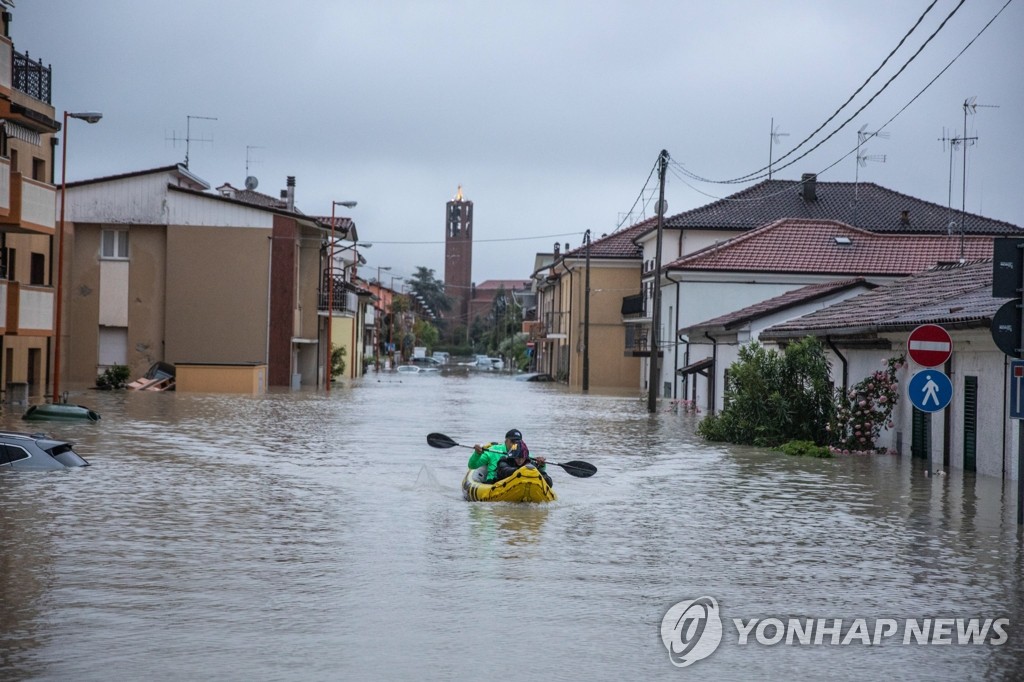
<box><xmin>1</xmin><ymin>370</ymin><xmax>1023</xmax><ymax>680</ymax></box>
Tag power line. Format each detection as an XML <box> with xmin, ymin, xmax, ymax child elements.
<box><xmin>678</xmin><ymin>0</ymin><xmax>967</xmax><ymax>186</ymax></box>
<box><xmin>665</xmin><ymin>0</ymin><xmax>1011</xmax><ymax>205</ymax></box>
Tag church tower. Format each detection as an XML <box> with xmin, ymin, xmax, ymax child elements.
<box><xmin>444</xmin><ymin>185</ymin><xmax>473</xmax><ymax>329</ymax></box>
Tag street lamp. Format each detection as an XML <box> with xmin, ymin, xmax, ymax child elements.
<box><xmin>388</xmin><ymin>275</ymin><xmax>403</xmax><ymax>368</ymax></box>
<box><xmin>326</xmin><ymin>199</ymin><xmax>357</xmax><ymax>392</ymax></box>
<box><xmin>375</xmin><ymin>265</ymin><xmax>391</xmax><ymax>371</ymax></box>
<box><xmin>52</xmin><ymin>110</ymin><xmax>102</xmax><ymax>403</ymax></box>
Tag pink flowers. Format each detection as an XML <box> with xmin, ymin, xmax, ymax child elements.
<box><xmin>829</xmin><ymin>353</ymin><xmax>903</xmax><ymax>454</ymax></box>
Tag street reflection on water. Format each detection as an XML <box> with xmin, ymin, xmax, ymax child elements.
<box><xmin>1</xmin><ymin>372</ymin><xmax>1023</xmax><ymax>681</ymax></box>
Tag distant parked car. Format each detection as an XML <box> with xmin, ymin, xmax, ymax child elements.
<box><xmin>474</xmin><ymin>355</ymin><xmax>492</xmax><ymax>369</ymax></box>
<box><xmin>409</xmin><ymin>356</ymin><xmax>442</xmax><ymax>368</ymax></box>
<box><xmin>489</xmin><ymin>357</ymin><xmax>505</xmax><ymax>370</ymax></box>
<box><xmin>0</xmin><ymin>431</ymin><xmax>90</xmax><ymax>471</ymax></box>
<box><xmin>432</xmin><ymin>352</ymin><xmax>450</xmax><ymax>365</ymax></box>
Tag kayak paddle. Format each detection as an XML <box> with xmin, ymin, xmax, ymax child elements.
<box><xmin>426</xmin><ymin>432</ymin><xmax>597</xmax><ymax>478</ymax></box>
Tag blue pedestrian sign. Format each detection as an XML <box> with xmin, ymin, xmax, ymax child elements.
<box><xmin>907</xmin><ymin>369</ymin><xmax>952</xmax><ymax>413</ymax></box>
<box><xmin>1011</xmin><ymin>361</ymin><xmax>1024</xmax><ymax>420</ymax></box>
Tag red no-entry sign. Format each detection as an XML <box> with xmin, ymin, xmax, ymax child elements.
<box><xmin>907</xmin><ymin>324</ymin><xmax>952</xmax><ymax>367</ymax></box>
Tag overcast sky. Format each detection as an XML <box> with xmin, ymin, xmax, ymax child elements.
<box><xmin>14</xmin><ymin>0</ymin><xmax>1024</xmax><ymax>284</ymax></box>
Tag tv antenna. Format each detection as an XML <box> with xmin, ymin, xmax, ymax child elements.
<box><xmin>954</xmin><ymin>97</ymin><xmax>998</xmax><ymax>259</ymax></box>
<box><xmin>852</xmin><ymin>124</ymin><xmax>889</xmax><ymax>227</ymax></box>
<box><xmin>166</xmin><ymin>114</ymin><xmax>218</xmax><ymax>168</ymax></box>
<box><xmin>245</xmin><ymin>145</ymin><xmax>264</xmax><ymax>191</ymax></box>
<box><xmin>767</xmin><ymin>118</ymin><xmax>789</xmax><ymax>180</ymax></box>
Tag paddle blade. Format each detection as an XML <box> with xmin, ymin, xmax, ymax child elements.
<box><xmin>427</xmin><ymin>433</ymin><xmax>459</xmax><ymax>449</ymax></box>
<box><xmin>554</xmin><ymin>460</ymin><xmax>597</xmax><ymax>478</ymax></box>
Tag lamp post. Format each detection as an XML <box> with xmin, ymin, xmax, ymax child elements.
<box><xmin>375</xmin><ymin>265</ymin><xmax>391</xmax><ymax>371</ymax></box>
<box><xmin>325</xmin><ymin>199</ymin><xmax>357</xmax><ymax>392</ymax></box>
<box><xmin>52</xmin><ymin>110</ymin><xmax>102</xmax><ymax>403</ymax></box>
<box><xmin>388</xmin><ymin>275</ymin><xmax>403</xmax><ymax>369</ymax></box>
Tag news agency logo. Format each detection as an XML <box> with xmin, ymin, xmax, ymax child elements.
<box><xmin>661</xmin><ymin>597</ymin><xmax>1009</xmax><ymax>668</ymax></box>
<box><xmin>660</xmin><ymin>597</ymin><xmax>723</xmax><ymax>667</ymax></box>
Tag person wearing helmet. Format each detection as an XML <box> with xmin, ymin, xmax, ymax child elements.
<box><xmin>469</xmin><ymin>428</ymin><xmax>549</xmax><ymax>486</ymax></box>
<box><xmin>495</xmin><ymin>429</ymin><xmax>551</xmax><ymax>487</ymax></box>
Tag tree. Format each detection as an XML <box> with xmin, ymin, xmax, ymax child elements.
<box><xmin>407</xmin><ymin>266</ymin><xmax>452</xmax><ymax>316</ymax></box>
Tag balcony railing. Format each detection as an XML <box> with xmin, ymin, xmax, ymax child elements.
<box><xmin>542</xmin><ymin>310</ymin><xmax>569</xmax><ymax>337</ymax></box>
<box><xmin>319</xmin><ymin>273</ymin><xmax>358</xmax><ymax>314</ymax></box>
<box><xmin>13</xmin><ymin>51</ymin><xmax>51</xmax><ymax>104</ymax></box>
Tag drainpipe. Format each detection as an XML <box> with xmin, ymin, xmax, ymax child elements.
<box><xmin>704</xmin><ymin>332</ymin><xmax>718</xmax><ymax>414</ymax></box>
<box><xmin>558</xmin><ymin>258</ymin><xmax>574</xmax><ymax>385</ymax></box>
<box><xmin>825</xmin><ymin>335</ymin><xmax>848</xmax><ymax>392</ymax></box>
<box><xmin>665</xmin><ymin>270</ymin><xmax>684</xmax><ymax>400</ymax></box>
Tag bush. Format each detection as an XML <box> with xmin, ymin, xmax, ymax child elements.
<box><xmin>828</xmin><ymin>355</ymin><xmax>903</xmax><ymax>453</ymax></box>
<box><xmin>95</xmin><ymin>364</ymin><xmax>131</xmax><ymax>390</ymax></box>
<box><xmin>696</xmin><ymin>338</ymin><xmax>833</xmax><ymax>447</ymax></box>
<box><xmin>777</xmin><ymin>440</ymin><xmax>832</xmax><ymax>458</ymax></box>
<box><xmin>331</xmin><ymin>346</ymin><xmax>347</xmax><ymax>379</ymax></box>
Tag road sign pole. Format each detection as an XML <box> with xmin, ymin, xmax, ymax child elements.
<box><xmin>1018</xmin><ymin>240</ymin><xmax>1024</xmax><ymax>524</ymax></box>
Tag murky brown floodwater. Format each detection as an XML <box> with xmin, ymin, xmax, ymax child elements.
<box><xmin>1</xmin><ymin>370</ymin><xmax>1023</xmax><ymax>681</ymax></box>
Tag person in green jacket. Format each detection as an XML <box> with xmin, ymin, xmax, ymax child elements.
<box><xmin>469</xmin><ymin>429</ymin><xmax>549</xmax><ymax>485</ymax></box>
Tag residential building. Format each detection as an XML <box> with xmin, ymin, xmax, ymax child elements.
<box><xmin>62</xmin><ymin>165</ymin><xmax>350</xmax><ymax>388</ymax></box>
<box><xmin>759</xmin><ymin>259</ymin><xmax>1014</xmax><ymax>480</ymax></box>
<box><xmin>669</xmin><ymin>218</ymin><xmax>994</xmax><ymax>412</ymax></box>
<box><xmin>633</xmin><ymin>174</ymin><xmax>1023</xmax><ymax>402</ymax></box>
<box><xmin>0</xmin><ymin>16</ymin><xmax>61</xmax><ymax>400</ymax></box>
<box><xmin>532</xmin><ymin>224</ymin><xmax>647</xmax><ymax>389</ymax></box>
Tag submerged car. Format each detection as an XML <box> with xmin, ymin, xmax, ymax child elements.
<box><xmin>0</xmin><ymin>431</ymin><xmax>90</xmax><ymax>471</ymax></box>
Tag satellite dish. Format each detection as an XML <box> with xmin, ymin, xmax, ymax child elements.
<box><xmin>244</xmin><ymin>176</ymin><xmax>259</xmax><ymax>190</ymax></box>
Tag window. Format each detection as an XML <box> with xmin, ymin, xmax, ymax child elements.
<box><xmin>30</xmin><ymin>252</ymin><xmax>44</xmax><ymax>285</ymax></box>
<box><xmin>0</xmin><ymin>444</ymin><xmax>30</xmax><ymax>465</ymax></box>
<box><xmin>6</xmin><ymin>248</ymin><xmax>15</xmax><ymax>281</ymax></box>
<box><xmin>101</xmin><ymin>229</ymin><xmax>129</xmax><ymax>259</ymax></box>
<box><xmin>963</xmin><ymin>376</ymin><xmax>977</xmax><ymax>472</ymax></box>
<box><xmin>32</xmin><ymin>157</ymin><xmax>45</xmax><ymax>182</ymax></box>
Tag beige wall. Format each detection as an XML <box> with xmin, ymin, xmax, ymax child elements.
<box><xmin>176</xmin><ymin>363</ymin><xmax>267</xmax><ymax>394</ymax></box>
<box><xmin>564</xmin><ymin>263</ymin><xmax>642</xmax><ymax>391</ymax></box>
<box><xmin>166</xmin><ymin>225</ymin><xmax>270</xmax><ymax>365</ymax></box>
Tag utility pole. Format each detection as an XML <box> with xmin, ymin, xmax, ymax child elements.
<box><xmin>583</xmin><ymin>229</ymin><xmax>591</xmax><ymax>392</ymax></box>
<box><xmin>647</xmin><ymin>150</ymin><xmax>669</xmax><ymax>414</ymax></box>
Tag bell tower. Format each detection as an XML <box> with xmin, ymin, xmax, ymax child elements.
<box><xmin>444</xmin><ymin>185</ymin><xmax>473</xmax><ymax>329</ymax></box>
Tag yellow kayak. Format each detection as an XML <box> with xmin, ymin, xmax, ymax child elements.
<box><xmin>462</xmin><ymin>464</ymin><xmax>557</xmax><ymax>503</ymax></box>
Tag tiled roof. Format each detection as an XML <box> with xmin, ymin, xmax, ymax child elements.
<box><xmin>561</xmin><ymin>218</ymin><xmax>653</xmax><ymax>260</ymax></box>
<box><xmin>679</xmin><ymin>278</ymin><xmax>872</xmax><ymax>335</ymax></box>
<box><xmin>760</xmin><ymin>260</ymin><xmax>1007</xmax><ymax>339</ymax></box>
<box><xmin>650</xmin><ymin>177</ymin><xmax>1022</xmax><ymax>236</ymax></box>
<box><xmin>667</xmin><ymin>219</ymin><xmax>993</xmax><ymax>276</ymax></box>
<box><xmin>474</xmin><ymin>279</ymin><xmax>533</xmax><ymax>290</ymax></box>
<box><xmin>217</xmin><ymin>183</ymin><xmax>287</xmax><ymax>209</ymax></box>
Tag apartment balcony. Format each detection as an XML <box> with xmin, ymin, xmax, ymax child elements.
<box><xmin>319</xmin><ymin>273</ymin><xmax>359</xmax><ymax>316</ymax></box>
<box><xmin>3</xmin><ymin>281</ymin><xmax>53</xmax><ymax>335</ymax></box>
<box><xmin>542</xmin><ymin>310</ymin><xmax>569</xmax><ymax>339</ymax></box>
<box><xmin>0</xmin><ymin>172</ymin><xmax>56</xmax><ymax>234</ymax></box>
<box><xmin>13</xmin><ymin>50</ymin><xmax>52</xmax><ymax>104</ymax></box>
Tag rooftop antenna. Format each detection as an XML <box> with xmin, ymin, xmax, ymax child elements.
<box><xmin>166</xmin><ymin>114</ymin><xmax>218</xmax><ymax>168</ymax></box>
<box><xmin>937</xmin><ymin>126</ymin><xmax>967</xmax><ymax>236</ymax></box>
<box><xmin>767</xmin><ymin>118</ymin><xmax>789</xmax><ymax>180</ymax></box>
<box><xmin>852</xmin><ymin>124</ymin><xmax>889</xmax><ymax>227</ymax></box>
<box><xmin>245</xmin><ymin>145</ymin><xmax>264</xmax><ymax>191</ymax></box>
<box><xmin>957</xmin><ymin>96</ymin><xmax>998</xmax><ymax>260</ymax></box>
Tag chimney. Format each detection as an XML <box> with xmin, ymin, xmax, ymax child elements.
<box><xmin>799</xmin><ymin>173</ymin><xmax>817</xmax><ymax>201</ymax></box>
<box><xmin>900</xmin><ymin>210</ymin><xmax>910</xmax><ymax>226</ymax></box>
<box><xmin>553</xmin><ymin>242</ymin><xmax>560</xmax><ymax>255</ymax></box>
<box><xmin>285</xmin><ymin>176</ymin><xmax>296</xmax><ymax>212</ymax></box>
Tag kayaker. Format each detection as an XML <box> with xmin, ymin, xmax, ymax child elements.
<box><xmin>495</xmin><ymin>429</ymin><xmax>552</xmax><ymax>487</ymax></box>
<box><xmin>470</xmin><ymin>428</ymin><xmax>549</xmax><ymax>485</ymax></box>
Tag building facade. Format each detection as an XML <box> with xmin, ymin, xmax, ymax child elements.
<box><xmin>0</xmin><ymin>15</ymin><xmax>60</xmax><ymax>400</ymax></box>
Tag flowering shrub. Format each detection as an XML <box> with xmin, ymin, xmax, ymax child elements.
<box><xmin>828</xmin><ymin>355</ymin><xmax>903</xmax><ymax>454</ymax></box>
